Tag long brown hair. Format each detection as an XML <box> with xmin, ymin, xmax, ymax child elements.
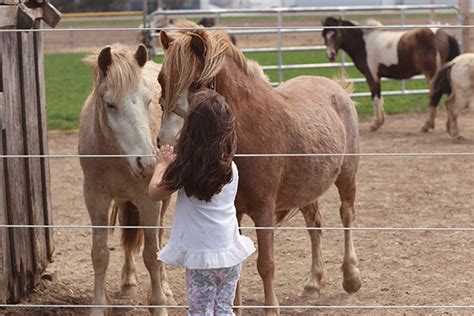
<box><xmin>162</xmin><ymin>89</ymin><xmax>236</xmax><ymax>202</ymax></box>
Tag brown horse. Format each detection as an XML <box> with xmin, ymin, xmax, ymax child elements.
<box><xmin>157</xmin><ymin>21</ymin><xmax>361</xmax><ymax>315</ymax></box>
<box><xmin>322</xmin><ymin>17</ymin><xmax>460</xmax><ymax>131</ymax></box>
<box><xmin>428</xmin><ymin>53</ymin><xmax>474</xmax><ymax>141</ymax></box>
<box><xmin>79</xmin><ymin>44</ymin><xmax>174</xmax><ymax>315</ymax></box>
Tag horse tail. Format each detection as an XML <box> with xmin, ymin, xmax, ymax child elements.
<box><xmin>446</xmin><ymin>35</ymin><xmax>460</xmax><ymax>62</ymax></box>
<box><xmin>332</xmin><ymin>73</ymin><xmax>354</xmax><ymax>95</ymax></box>
<box><xmin>429</xmin><ymin>63</ymin><xmax>453</xmax><ymax>108</ymax></box>
<box><xmin>110</xmin><ymin>201</ymin><xmax>144</xmax><ymax>255</ymax></box>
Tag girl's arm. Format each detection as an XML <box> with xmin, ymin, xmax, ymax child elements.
<box><xmin>148</xmin><ymin>145</ymin><xmax>176</xmax><ymax>201</ymax></box>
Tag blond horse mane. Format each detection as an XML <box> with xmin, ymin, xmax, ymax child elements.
<box><xmin>83</xmin><ymin>44</ymin><xmax>142</xmax><ymax>101</ymax></box>
<box><xmin>162</xmin><ymin>20</ymin><xmax>270</xmax><ymax>112</ymax></box>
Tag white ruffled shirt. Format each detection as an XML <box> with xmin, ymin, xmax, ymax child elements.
<box><xmin>157</xmin><ymin>162</ymin><xmax>255</xmax><ymax>269</ymax></box>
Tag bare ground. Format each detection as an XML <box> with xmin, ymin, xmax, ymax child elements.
<box><xmin>6</xmin><ymin>109</ymin><xmax>474</xmax><ymax>315</ymax></box>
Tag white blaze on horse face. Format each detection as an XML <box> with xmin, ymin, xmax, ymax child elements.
<box><xmin>103</xmin><ymin>80</ymin><xmax>156</xmax><ymax>178</ymax></box>
<box><xmin>363</xmin><ymin>30</ymin><xmax>405</xmax><ymax>80</ymax></box>
<box><xmin>158</xmin><ymin>85</ymin><xmax>190</xmax><ymax>146</ymax></box>
<box><xmin>325</xmin><ymin>31</ymin><xmax>337</xmax><ymax>61</ymax></box>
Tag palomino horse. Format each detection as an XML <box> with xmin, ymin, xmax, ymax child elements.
<box><xmin>428</xmin><ymin>53</ymin><xmax>474</xmax><ymax>141</ymax></box>
<box><xmin>322</xmin><ymin>17</ymin><xmax>460</xmax><ymax>131</ymax></box>
<box><xmin>157</xmin><ymin>21</ymin><xmax>361</xmax><ymax>315</ymax></box>
<box><xmin>79</xmin><ymin>44</ymin><xmax>174</xmax><ymax>315</ymax></box>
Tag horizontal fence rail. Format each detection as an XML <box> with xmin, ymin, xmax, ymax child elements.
<box><xmin>4</xmin><ymin>152</ymin><xmax>474</xmax><ymax>158</ymax></box>
<box><xmin>0</xmin><ymin>303</ymin><xmax>473</xmax><ymax>310</ymax></box>
<box><xmin>0</xmin><ymin>224</ymin><xmax>472</xmax><ymax>231</ymax></box>
<box><xmin>147</xmin><ymin>4</ymin><xmax>460</xmax><ymax>17</ymax></box>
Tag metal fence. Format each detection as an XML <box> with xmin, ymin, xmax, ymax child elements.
<box><xmin>146</xmin><ymin>4</ymin><xmax>464</xmax><ymax>96</ymax></box>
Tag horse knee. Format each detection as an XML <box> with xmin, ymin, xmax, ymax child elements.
<box><xmin>257</xmin><ymin>256</ymin><xmax>275</xmax><ymax>278</ymax></box>
<box><xmin>339</xmin><ymin>203</ymin><xmax>355</xmax><ymax>226</ymax></box>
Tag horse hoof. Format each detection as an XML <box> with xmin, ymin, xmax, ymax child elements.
<box><xmin>369</xmin><ymin>125</ymin><xmax>380</xmax><ymax>132</ymax></box>
<box><xmin>453</xmin><ymin>135</ymin><xmax>466</xmax><ymax>143</ymax></box>
<box><xmin>343</xmin><ymin>276</ymin><xmax>362</xmax><ymax>294</ymax></box>
<box><xmin>118</xmin><ymin>285</ymin><xmax>136</xmax><ymax>298</ymax></box>
<box><xmin>300</xmin><ymin>285</ymin><xmax>321</xmax><ymax>298</ymax></box>
<box><xmin>420</xmin><ymin>126</ymin><xmax>430</xmax><ymax>133</ymax></box>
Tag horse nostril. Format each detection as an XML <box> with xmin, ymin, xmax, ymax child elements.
<box><xmin>157</xmin><ymin>137</ymin><xmax>161</xmax><ymax>149</ymax></box>
<box><xmin>136</xmin><ymin>157</ymin><xmax>144</xmax><ymax>172</ymax></box>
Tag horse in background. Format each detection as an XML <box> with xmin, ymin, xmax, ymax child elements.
<box><xmin>139</xmin><ymin>16</ymin><xmax>237</xmax><ymax>57</ymax></box>
<box><xmin>158</xmin><ymin>20</ymin><xmax>361</xmax><ymax>315</ymax></box>
<box><xmin>322</xmin><ymin>17</ymin><xmax>460</xmax><ymax>131</ymax></box>
<box><xmin>428</xmin><ymin>53</ymin><xmax>474</xmax><ymax>141</ymax></box>
<box><xmin>79</xmin><ymin>44</ymin><xmax>174</xmax><ymax>315</ymax></box>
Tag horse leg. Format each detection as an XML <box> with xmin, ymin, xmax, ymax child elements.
<box><xmin>251</xmin><ymin>209</ymin><xmax>279</xmax><ymax>315</ymax></box>
<box><xmin>421</xmin><ymin>68</ymin><xmax>440</xmax><ymax>133</ymax></box>
<box><xmin>158</xmin><ymin>198</ymin><xmax>175</xmax><ymax>305</ymax></box>
<box><xmin>135</xmin><ymin>200</ymin><xmax>170</xmax><ymax>316</ymax></box>
<box><xmin>335</xmin><ymin>174</ymin><xmax>362</xmax><ymax>294</ymax></box>
<box><xmin>300</xmin><ymin>201</ymin><xmax>326</xmax><ymax>297</ymax></box>
<box><xmin>117</xmin><ymin>201</ymin><xmax>138</xmax><ymax>298</ymax></box>
<box><xmin>445</xmin><ymin>93</ymin><xmax>465</xmax><ymax>141</ymax></box>
<box><xmin>233</xmin><ymin>212</ymin><xmax>244</xmax><ymax>316</ymax></box>
<box><xmin>84</xmin><ymin>186</ymin><xmax>112</xmax><ymax>316</ymax></box>
<box><xmin>369</xmin><ymin>81</ymin><xmax>385</xmax><ymax>131</ymax></box>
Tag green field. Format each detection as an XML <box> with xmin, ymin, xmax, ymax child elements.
<box><xmin>45</xmin><ymin>50</ymin><xmax>430</xmax><ymax>130</ymax></box>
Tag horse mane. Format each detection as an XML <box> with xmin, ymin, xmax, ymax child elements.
<box><xmin>163</xmin><ymin>20</ymin><xmax>270</xmax><ymax>112</ymax></box>
<box><xmin>83</xmin><ymin>44</ymin><xmax>142</xmax><ymax>101</ymax></box>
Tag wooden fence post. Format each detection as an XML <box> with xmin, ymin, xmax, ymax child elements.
<box><xmin>0</xmin><ymin>0</ymin><xmax>60</xmax><ymax>302</ymax></box>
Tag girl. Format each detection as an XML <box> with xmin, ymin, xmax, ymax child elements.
<box><xmin>148</xmin><ymin>89</ymin><xmax>255</xmax><ymax>316</ymax></box>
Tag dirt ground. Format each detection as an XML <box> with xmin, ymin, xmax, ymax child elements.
<box><xmin>4</xmin><ymin>109</ymin><xmax>471</xmax><ymax>315</ymax></box>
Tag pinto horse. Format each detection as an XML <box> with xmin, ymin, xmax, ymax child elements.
<box><xmin>322</xmin><ymin>17</ymin><xmax>460</xmax><ymax>131</ymax></box>
<box><xmin>157</xmin><ymin>21</ymin><xmax>361</xmax><ymax>315</ymax></box>
<box><xmin>79</xmin><ymin>44</ymin><xmax>174</xmax><ymax>315</ymax></box>
<box><xmin>428</xmin><ymin>53</ymin><xmax>474</xmax><ymax>141</ymax></box>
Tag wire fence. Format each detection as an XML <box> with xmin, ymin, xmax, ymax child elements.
<box><xmin>1</xmin><ymin>303</ymin><xmax>473</xmax><ymax>310</ymax></box>
<box><xmin>1</xmin><ymin>4</ymin><xmax>473</xmax><ymax>313</ymax></box>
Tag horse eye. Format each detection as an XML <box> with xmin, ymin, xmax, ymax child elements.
<box><xmin>159</xmin><ymin>97</ymin><xmax>165</xmax><ymax>111</ymax></box>
<box><xmin>106</xmin><ymin>103</ymin><xmax>116</xmax><ymax>109</ymax></box>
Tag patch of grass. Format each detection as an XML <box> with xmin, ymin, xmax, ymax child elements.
<box><xmin>45</xmin><ymin>50</ymin><xmax>430</xmax><ymax>130</ymax></box>
<box><xmin>45</xmin><ymin>53</ymin><xmax>92</xmax><ymax>130</ymax></box>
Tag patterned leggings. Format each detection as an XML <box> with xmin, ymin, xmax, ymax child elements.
<box><xmin>186</xmin><ymin>264</ymin><xmax>241</xmax><ymax>316</ymax></box>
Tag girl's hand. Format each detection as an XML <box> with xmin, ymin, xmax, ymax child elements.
<box><xmin>156</xmin><ymin>145</ymin><xmax>176</xmax><ymax>165</ymax></box>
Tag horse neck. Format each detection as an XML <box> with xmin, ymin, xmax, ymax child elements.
<box><xmin>340</xmin><ymin>28</ymin><xmax>367</xmax><ymax>69</ymax></box>
<box><xmin>215</xmin><ymin>58</ymin><xmax>273</xmax><ymax>115</ymax></box>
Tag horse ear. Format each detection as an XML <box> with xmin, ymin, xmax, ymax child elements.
<box><xmin>135</xmin><ymin>44</ymin><xmax>148</xmax><ymax>67</ymax></box>
<box><xmin>190</xmin><ymin>33</ymin><xmax>205</xmax><ymax>57</ymax></box>
<box><xmin>98</xmin><ymin>46</ymin><xmax>112</xmax><ymax>75</ymax></box>
<box><xmin>160</xmin><ymin>31</ymin><xmax>172</xmax><ymax>50</ymax></box>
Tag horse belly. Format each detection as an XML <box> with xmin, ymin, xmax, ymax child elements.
<box><xmin>276</xmin><ymin>155</ymin><xmax>344</xmax><ymax>210</ymax></box>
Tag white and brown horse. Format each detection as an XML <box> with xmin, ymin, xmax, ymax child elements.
<box><xmin>322</xmin><ymin>17</ymin><xmax>460</xmax><ymax>131</ymax></box>
<box><xmin>79</xmin><ymin>44</ymin><xmax>174</xmax><ymax>315</ymax></box>
<box><xmin>157</xmin><ymin>21</ymin><xmax>361</xmax><ymax>315</ymax></box>
<box><xmin>428</xmin><ymin>53</ymin><xmax>474</xmax><ymax>141</ymax></box>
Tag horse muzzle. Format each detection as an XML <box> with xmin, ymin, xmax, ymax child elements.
<box><xmin>327</xmin><ymin>52</ymin><xmax>336</xmax><ymax>62</ymax></box>
<box><xmin>129</xmin><ymin>156</ymin><xmax>156</xmax><ymax>179</ymax></box>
